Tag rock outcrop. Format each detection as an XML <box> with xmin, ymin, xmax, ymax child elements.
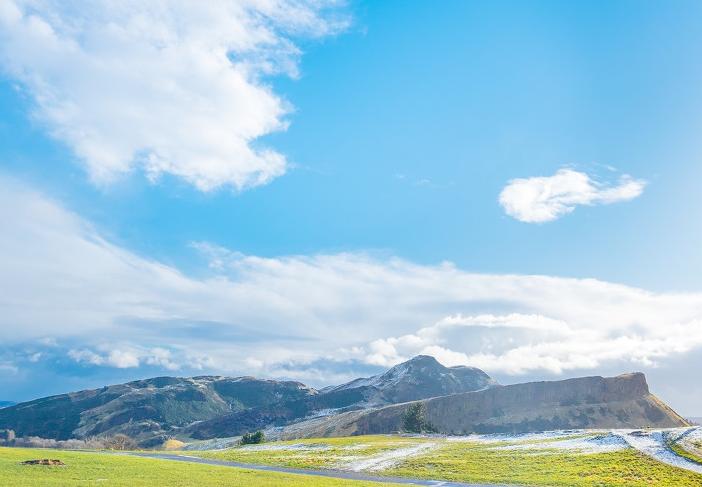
<box><xmin>274</xmin><ymin>372</ymin><xmax>689</xmax><ymax>439</ymax></box>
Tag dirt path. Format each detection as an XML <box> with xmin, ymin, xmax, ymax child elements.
<box><xmin>124</xmin><ymin>451</ymin><xmax>508</xmax><ymax>486</ymax></box>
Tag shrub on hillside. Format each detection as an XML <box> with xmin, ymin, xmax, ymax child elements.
<box><xmin>401</xmin><ymin>402</ymin><xmax>436</xmax><ymax>433</ymax></box>
<box><xmin>103</xmin><ymin>434</ymin><xmax>137</xmax><ymax>451</ymax></box>
<box><xmin>240</xmin><ymin>430</ymin><xmax>264</xmax><ymax>445</ymax></box>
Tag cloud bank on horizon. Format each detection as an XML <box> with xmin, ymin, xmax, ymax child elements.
<box><xmin>499</xmin><ymin>168</ymin><xmax>646</xmax><ymax>223</ymax></box>
<box><xmin>1</xmin><ymin>0</ymin><xmax>700</xmax><ymax>415</ymax></box>
<box><xmin>1</xmin><ymin>177</ymin><xmax>701</xmax><ymax>386</ymax></box>
<box><xmin>0</xmin><ymin>0</ymin><xmax>347</xmax><ymax>191</ymax></box>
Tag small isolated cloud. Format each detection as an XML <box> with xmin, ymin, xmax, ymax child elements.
<box><xmin>69</xmin><ymin>347</ymin><xmax>179</xmax><ymax>370</ymax></box>
<box><xmin>0</xmin><ymin>1</ymin><xmax>347</xmax><ymax>191</ymax></box>
<box><xmin>499</xmin><ymin>168</ymin><xmax>646</xmax><ymax>223</ymax></box>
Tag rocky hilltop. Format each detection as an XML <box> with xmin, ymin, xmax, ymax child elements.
<box><xmin>0</xmin><ymin>355</ymin><xmax>494</xmax><ymax>446</ymax></box>
<box><xmin>184</xmin><ymin>355</ymin><xmax>495</xmax><ymax>439</ymax></box>
<box><xmin>275</xmin><ymin>372</ymin><xmax>689</xmax><ymax>439</ymax></box>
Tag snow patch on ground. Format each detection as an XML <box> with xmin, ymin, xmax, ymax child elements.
<box><xmin>446</xmin><ymin>429</ymin><xmax>589</xmax><ymax>444</ymax></box>
<box><xmin>618</xmin><ymin>428</ymin><xmax>702</xmax><ymax>474</ymax></box>
<box><xmin>182</xmin><ymin>437</ymin><xmax>241</xmax><ymax>451</ymax></box>
<box><xmin>239</xmin><ymin>442</ymin><xmax>331</xmax><ymax>452</ymax></box>
<box><xmin>488</xmin><ymin>433</ymin><xmax>628</xmax><ymax>455</ymax></box>
<box><xmin>340</xmin><ymin>442</ymin><xmax>438</xmax><ymax>472</ymax></box>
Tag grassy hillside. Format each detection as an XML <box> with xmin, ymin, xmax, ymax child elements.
<box><xmin>188</xmin><ymin>433</ymin><xmax>702</xmax><ymax>486</ymax></box>
<box><xmin>0</xmin><ymin>447</ymin><xmax>402</xmax><ymax>487</ymax></box>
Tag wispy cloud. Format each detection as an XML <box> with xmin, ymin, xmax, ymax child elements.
<box><xmin>499</xmin><ymin>168</ymin><xmax>646</xmax><ymax>223</ymax></box>
<box><xmin>69</xmin><ymin>347</ymin><xmax>179</xmax><ymax>370</ymax></box>
<box><xmin>0</xmin><ymin>1</ymin><xmax>348</xmax><ymax>191</ymax></box>
<box><xmin>1</xmin><ymin>177</ymin><xmax>700</xmax><ymax>386</ymax></box>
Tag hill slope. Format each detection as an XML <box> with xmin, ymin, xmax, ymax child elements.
<box><xmin>273</xmin><ymin>373</ymin><xmax>689</xmax><ymax>439</ymax></box>
<box><xmin>0</xmin><ymin>376</ymin><xmax>315</xmax><ymax>446</ymax></box>
<box><xmin>0</xmin><ymin>356</ymin><xmax>496</xmax><ymax>445</ymax></box>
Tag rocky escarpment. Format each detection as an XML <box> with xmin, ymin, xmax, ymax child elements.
<box><xmin>274</xmin><ymin>373</ymin><xmax>689</xmax><ymax>439</ymax></box>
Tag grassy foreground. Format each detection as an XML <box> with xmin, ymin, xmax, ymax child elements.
<box><xmin>189</xmin><ymin>435</ymin><xmax>430</xmax><ymax>469</ymax></box>
<box><xmin>189</xmin><ymin>434</ymin><xmax>702</xmax><ymax>487</ymax></box>
<box><xmin>387</xmin><ymin>441</ymin><xmax>702</xmax><ymax>486</ymax></box>
<box><xmin>0</xmin><ymin>447</ymin><xmax>402</xmax><ymax>487</ymax></box>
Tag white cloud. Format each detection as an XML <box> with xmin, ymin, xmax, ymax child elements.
<box><xmin>0</xmin><ymin>1</ymin><xmax>347</xmax><ymax>191</ymax></box>
<box><xmin>68</xmin><ymin>349</ymin><xmax>105</xmax><ymax>367</ymax></box>
<box><xmin>69</xmin><ymin>347</ymin><xmax>177</xmax><ymax>370</ymax></box>
<box><xmin>0</xmin><ymin>362</ymin><xmax>19</xmax><ymax>375</ymax></box>
<box><xmin>2</xmin><ymin>177</ymin><xmax>702</xmax><ymax>386</ymax></box>
<box><xmin>358</xmin><ymin>313</ymin><xmax>702</xmax><ymax>375</ymax></box>
<box><xmin>499</xmin><ymin>168</ymin><xmax>646</xmax><ymax>223</ymax></box>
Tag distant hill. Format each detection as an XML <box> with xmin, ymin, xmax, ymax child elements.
<box><xmin>275</xmin><ymin>372</ymin><xmax>689</xmax><ymax>439</ymax></box>
<box><xmin>0</xmin><ymin>357</ymin><xmax>689</xmax><ymax>446</ymax></box>
<box><xmin>689</xmin><ymin>417</ymin><xmax>702</xmax><ymax>425</ymax></box>
<box><xmin>0</xmin><ymin>376</ymin><xmax>316</xmax><ymax>447</ymax></box>
<box><xmin>0</xmin><ymin>355</ymin><xmax>495</xmax><ymax>446</ymax></box>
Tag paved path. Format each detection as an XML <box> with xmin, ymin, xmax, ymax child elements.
<box><xmin>125</xmin><ymin>452</ymin><xmax>508</xmax><ymax>486</ymax></box>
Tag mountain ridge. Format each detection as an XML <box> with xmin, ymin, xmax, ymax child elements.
<box><xmin>0</xmin><ymin>357</ymin><xmax>689</xmax><ymax>446</ymax></box>
<box><xmin>0</xmin><ymin>355</ymin><xmax>494</xmax><ymax>446</ymax></box>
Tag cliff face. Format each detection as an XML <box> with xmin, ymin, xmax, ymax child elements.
<box><xmin>276</xmin><ymin>373</ymin><xmax>689</xmax><ymax>439</ymax></box>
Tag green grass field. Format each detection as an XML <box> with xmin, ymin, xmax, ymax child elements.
<box><xmin>188</xmin><ymin>435</ymin><xmax>431</xmax><ymax>469</ymax></box>
<box><xmin>387</xmin><ymin>441</ymin><xmax>702</xmax><ymax>486</ymax></box>
<box><xmin>187</xmin><ymin>433</ymin><xmax>702</xmax><ymax>487</ymax></box>
<box><xmin>5</xmin><ymin>434</ymin><xmax>702</xmax><ymax>486</ymax></box>
<box><xmin>0</xmin><ymin>447</ymin><xmax>403</xmax><ymax>487</ymax></box>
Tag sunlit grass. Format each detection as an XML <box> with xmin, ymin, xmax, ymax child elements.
<box><xmin>388</xmin><ymin>440</ymin><xmax>702</xmax><ymax>486</ymax></box>
<box><xmin>187</xmin><ymin>434</ymin><xmax>429</xmax><ymax>469</ymax></box>
<box><xmin>186</xmin><ymin>433</ymin><xmax>702</xmax><ymax>486</ymax></box>
<box><xmin>0</xmin><ymin>447</ymin><xmax>403</xmax><ymax>486</ymax></box>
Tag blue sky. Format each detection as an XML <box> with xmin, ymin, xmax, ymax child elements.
<box><xmin>1</xmin><ymin>0</ymin><xmax>702</xmax><ymax>415</ymax></box>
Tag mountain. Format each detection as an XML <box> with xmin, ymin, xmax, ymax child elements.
<box><xmin>690</xmin><ymin>417</ymin><xmax>702</xmax><ymax>425</ymax></box>
<box><xmin>0</xmin><ymin>402</ymin><xmax>14</xmax><ymax>409</ymax></box>
<box><xmin>0</xmin><ymin>357</ymin><xmax>688</xmax><ymax>446</ymax></box>
<box><xmin>321</xmin><ymin>355</ymin><xmax>496</xmax><ymax>406</ymax></box>
<box><xmin>0</xmin><ymin>356</ymin><xmax>494</xmax><ymax>446</ymax></box>
<box><xmin>273</xmin><ymin>372</ymin><xmax>689</xmax><ymax>439</ymax></box>
<box><xmin>0</xmin><ymin>376</ymin><xmax>315</xmax><ymax>447</ymax></box>
<box><xmin>184</xmin><ymin>355</ymin><xmax>496</xmax><ymax>439</ymax></box>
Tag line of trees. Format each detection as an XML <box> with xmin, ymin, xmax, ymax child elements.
<box><xmin>0</xmin><ymin>430</ymin><xmax>137</xmax><ymax>450</ymax></box>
